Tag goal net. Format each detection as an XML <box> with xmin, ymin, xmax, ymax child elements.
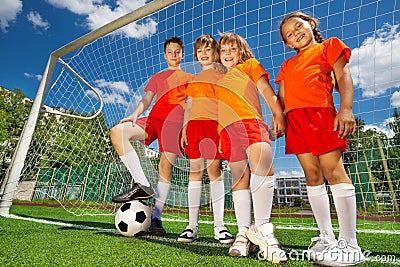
<box><xmin>3</xmin><ymin>0</ymin><xmax>400</xmax><ymax>233</ymax></box>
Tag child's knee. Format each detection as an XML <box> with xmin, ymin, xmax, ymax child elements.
<box><xmin>110</xmin><ymin>124</ymin><xmax>123</xmax><ymax>142</ymax></box>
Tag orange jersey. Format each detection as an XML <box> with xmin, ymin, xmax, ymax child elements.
<box><xmin>187</xmin><ymin>68</ymin><xmax>223</xmax><ymax>121</ymax></box>
<box><xmin>275</xmin><ymin>37</ymin><xmax>351</xmax><ymax>113</ymax></box>
<box><xmin>145</xmin><ymin>69</ymin><xmax>194</xmax><ymax>122</ymax></box>
<box><xmin>216</xmin><ymin>58</ymin><xmax>269</xmax><ymax>131</ymax></box>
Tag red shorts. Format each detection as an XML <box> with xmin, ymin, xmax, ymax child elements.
<box><xmin>184</xmin><ymin>120</ymin><xmax>223</xmax><ymax>160</ymax></box>
<box><xmin>220</xmin><ymin>119</ymin><xmax>270</xmax><ymax>162</ymax></box>
<box><xmin>136</xmin><ymin>116</ymin><xmax>183</xmax><ymax>156</ymax></box>
<box><xmin>285</xmin><ymin>107</ymin><xmax>348</xmax><ymax>156</ymax></box>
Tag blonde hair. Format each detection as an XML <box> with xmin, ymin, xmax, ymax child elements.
<box><xmin>279</xmin><ymin>11</ymin><xmax>324</xmax><ymax>52</ymax></box>
<box><xmin>217</xmin><ymin>32</ymin><xmax>254</xmax><ymax>64</ymax></box>
<box><xmin>194</xmin><ymin>34</ymin><xmax>219</xmax><ymax>62</ymax></box>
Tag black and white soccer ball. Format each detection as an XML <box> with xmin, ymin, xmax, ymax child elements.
<box><xmin>114</xmin><ymin>200</ymin><xmax>151</xmax><ymax>237</ymax></box>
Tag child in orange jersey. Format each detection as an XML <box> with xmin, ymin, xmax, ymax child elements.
<box><xmin>216</xmin><ymin>32</ymin><xmax>287</xmax><ymax>263</ymax></box>
<box><xmin>177</xmin><ymin>34</ymin><xmax>234</xmax><ymax>245</ymax></box>
<box><xmin>277</xmin><ymin>11</ymin><xmax>364</xmax><ymax>266</ymax></box>
<box><xmin>110</xmin><ymin>37</ymin><xmax>193</xmax><ymax>236</ymax></box>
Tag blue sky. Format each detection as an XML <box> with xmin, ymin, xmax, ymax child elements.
<box><xmin>1</xmin><ymin>0</ymin><xmax>399</xmax><ymax>176</ymax></box>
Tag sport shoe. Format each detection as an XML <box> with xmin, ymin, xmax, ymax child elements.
<box><xmin>148</xmin><ymin>217</ymin><xmax>166</xmax><ymax>236</ymax></box>
<box><xmin>177</xmin><ymin>225</ymin><xmax>198</xmax><ymax>243</ymax></box>
<box><xmin>315</xmin><ymin>238</ymin><xmax>365</xmax><ymax>266</ymax></box>
<box><xmin>306</xmin><ymin>233</ymin><xmax>336</xmax><ymax>260</ymax></box>
<box><xmin>112</xmin><ymin>183</ymin><xmax>154</xmax><ymax>203</ymax></box>
<box><xmin>246</xmin><ymin>223</ymin><xmax>287</xmax><ymax>264</ymax></box>
<box><xmin>214</xmin><ymin>226</ymin><xmax>234</xmax><ymax>244</ymax></box>
<box><xmin>229</xmin><ymin>227</ymin><xmax>250</xmax><ymax>257</ymax></box>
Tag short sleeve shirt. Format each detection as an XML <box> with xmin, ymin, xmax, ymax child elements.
<box><xmin>275</xmin><ymin>37</ymin><xmax>351</xmax><ymax>113</ymax></box>
<box><xmin>187</xmin><ymin>68</ymin><xmax>222</xmax><ymax>121</ymax></box>
<box><xmin>216</xmin><ymin>58</ymin><xmax>269</xmax><ymax>131</ymax></box>
<box><xmin>145</xmin><ymin>69</ymin><xmax>194</xmax><ymax>122</ymax></box>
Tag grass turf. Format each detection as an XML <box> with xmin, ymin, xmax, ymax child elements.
<box><xmin>0</xmin><ymin>204</ymin><xmax>399</xmax><ymax>266</ymax></box>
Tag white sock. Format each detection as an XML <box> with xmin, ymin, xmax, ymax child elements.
<box><xmin>210</xmin><ymin>179</ymin><xmax>225</xmax><ymax>227</ymax></box>
<box><xmin>232</xmin><ymin>189</ymin><xmax>252</xmax><ymax>230</ymax></box>
<box><xmin>330</xmin><ymin>183</ymin><xmax>358</xmax><ymax>247</ymax></box>
<box><xmin>250</xmin><ymin>174</ymin><xmax>274</xmax><ymax>226</ymax></box>
<box><xmin>188</xmin><ymin>181</ymin><xmax>202</xmax><ymax>227</ymax></box>
<box><xmin>152</xmin><ymin>180</ymin><xmax>171</xmax><ymax>220</ymax></box>
<box><xmin>120</xmin><ymin>151</ymin><xmax>150</xmax><ymax>187</ymax></box>
<box><xmin>307</xmin><ymin>184</ymin><xmax>335</xmax><ymax>240</ymax></box>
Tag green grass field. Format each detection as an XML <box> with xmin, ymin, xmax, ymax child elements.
<box><xmin>0</xmin><ymin>204</ymin><xmax>399</xmax><ymax>266</ymax></box>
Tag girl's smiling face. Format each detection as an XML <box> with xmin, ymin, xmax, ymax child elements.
<box><xmin>219</xmin><ymin>42</ymin><xmax>240</xmax><ymax>68</ymax></box>
<box><xmin>281</xmin><ymin>17</ymin><xmax>317</xmax><ymax>51</ymax></box>
<box><xmin>196</xmin><ymin>44</ymin><xmax>215</xmax><ymax>66</ymax></box>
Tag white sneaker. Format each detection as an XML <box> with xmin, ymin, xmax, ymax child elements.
<box><xmin>306</xmin><ymin>234</ymin><xmax>336</xmax><ymax>260</ymax></box>
<box><xmin>214</xmin><ymin>225</ymin><xmax>234</xmax><ymax>244</ymax></box>
<box><xmin>177</xmin><ymin>225</ymin><xmax>198</xmax><ymax>243</ymax></box>
<box><xmin>229</xmin><ymin>227</ymin><xmax>250</xmax><ymax>257</ymax></box>
<box><xmin>246</xmin><ymin>223</ymin><xmax>287</xmax><ymax>264</ymax></box>
<box><xmin>315</xmin><ymin>238</ymin><xmax>366</xmax><ymax>266</ymax></box>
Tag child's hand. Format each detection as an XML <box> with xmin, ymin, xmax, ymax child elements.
<box><xmin>120</xmin><ymin>114</ymin><xmax>137</xmax><ymax>126</ymax></box>
<box><xmin>269</xmin><ymin>125</ymin><xmax>277</xmax><ymax>141</ymax></box>
<box><xmin>334</xmin><ymin>109</ymin><xmax>356</xmax><ymax>138</ymax></box>
<box><xmin>218</xmin><ymin>138</ymin><xmax>223</xmax><ymax>154</ymax></box>
<box><xmin>272</xmin><ymin>112</ymin><xmax>286</xmax><ymax>139</ymax></box>
<box><xmin>180</xmin><ymin>131</ymin><xmax>188</xmax><ymax>149</ymax></box>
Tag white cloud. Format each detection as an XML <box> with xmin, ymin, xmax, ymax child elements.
<box><xmin>391</xmin><ymin>91</ymin><xmax>400</xmax><ymax>107</ymax></box>
<box><xmin>45</xmin><ymin>0</ymin><xmax>100</xmax><ymax>15</ymax></box>
<box><xmin>86</xmin><ymin>89</ymin><xmax>129</xmax><ymax>106</ymax></box>
<box><xmin>86</xmin><ymin>79</ymin><xmax>133</xmax><ymax>105</ymax></box>
<box><xmin>0</xmin><ymin>0</ymin><xmax>22</xmax><ymax>32</ymax></box>
<box><xmin>46</xmin><ymin>0</ymin><xmax>156</xmax><ymax>39</ymax></box>
<box><xmin>24</xmin><ymin>72</ymin><xmax>43</xmax><ymax>81</ymax></box>
<box><xmin>94</xmin><ymin>79</ymin><xmax>130</xmax><ymax>94</ymax></box>
<box><xmin>27</xmin><ymin>11</ymin><xmax>50</xmax><ymax>32</ymax></box>
<box><xmin>350</xmin><ymin>23</ymin><xmax>400</xmax><ymax>98</ymax></box>
<box><xmin>362</xmin><ymin>123</ymin><xmax>395</xmax><ymax>138</ymax></box>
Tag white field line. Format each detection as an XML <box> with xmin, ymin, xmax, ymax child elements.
<box><xmin>4</xmin><ymin>213</ymin><xmax>400</xmax><ymax>237</ymax></box>
<box><xmin>4</xmin><ymin>214</ymin><xmax>400</xmax><ymax>264</ymax></box>
<box><xmin>3</xmin><ymin>214</ymin><xmax>228</xmax><ymax>248</ymax></box>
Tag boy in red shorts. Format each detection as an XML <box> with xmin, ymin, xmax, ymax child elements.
<box><xmin>110</xmin><ymin>37</ymin><xmax>193</xmax><ymax>236</ymax></box>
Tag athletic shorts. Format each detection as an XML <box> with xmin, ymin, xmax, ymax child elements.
<box><xmin>220</xmin><ymin>119</ymin><xmax>270</xmax><ymax>162</ymax></box>
<box><xmin>285</xmin><ymin>107</ymin><xmax>348</xmax><ymax>156</ymax></box>
<box><xmin>184</xmin><ymin>120</ymin><xmax>223</xmax><ymax>160</ymax></box>
<box><xmin>136</xmin><ymin>116</ymin><xmax>183</xmax><ymax>156</ymax></box>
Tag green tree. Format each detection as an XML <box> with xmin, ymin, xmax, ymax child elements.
<box><xmin>0</xmin><ymin>87</ymin><xmax>31</xmax><ymax>179</ymax></box>
<box><xmin>0</xmin><ymin>110</ymin><xmax>9</xmax><ymax>143</ymax></box>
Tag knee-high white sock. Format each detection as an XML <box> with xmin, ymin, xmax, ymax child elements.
<box><xmin>210</xmin><ymin>179</ymin><xmax>225</xmax><ymax>227</ymax></box>
<box><xmin>250</xmin><ymin>174</ymin><xmax>274</xmax><ymax>226</ymax></box>
<box><xmin>120</xmin><ymin>151</ymin><xmax>150</xmax><ymax>187</ymax></box>
<box><xmin>307</xmin><ymin>184</ymin><xmax>335</xmax><ymax>239</ymax></box>
<box><xmin>152</xmin><ymin>180</ymin><xmax>171</xmax><ymax>220</ymax></box>
<box><xmin>232</xmin><ymin>189</ymin><xmax>252</xmax><ymax>230</ymax></box>
<box><xmin>330</xmin><ymin>183</ymin><xmax>358</xmax><ymax>247</ymax></box>
<box><xmin>188</xmin><ymin>181</ymin><xmax>202</xmax><ymax>227</ymax></box>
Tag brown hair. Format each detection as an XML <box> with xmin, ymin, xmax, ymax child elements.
<box><xmin>279</xmin><ymin>12</ymin><xmax>324</xmax><ymax>53</ymax></box>
<box><xmin>164</xmin><ymin>36</ymin><xmax>184</xmax><ymax>53</ymax></box>
<box><xmin>194</xmin><ymin>34</ymin><xmax>219</xmax><ymax>62</ymax></box>
<box><xmin>217</xmin><ymin>32</ymin><xmax>254</xmax><ymax>64</ymax></box>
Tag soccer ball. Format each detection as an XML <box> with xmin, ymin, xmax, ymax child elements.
<box><xmin>114</xmin><ymin>200</ymin><xmax>152</xmax><ymax>237</ymax></box>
